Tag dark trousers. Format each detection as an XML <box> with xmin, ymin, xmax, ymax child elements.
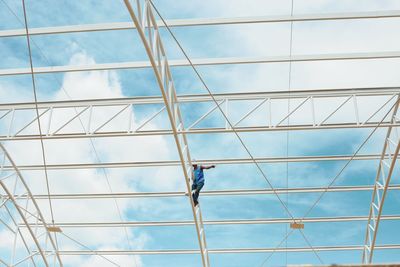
<box><xmin>192</xmin><ymin>182</ymin><xmax>204</xmax><ymax>203</ymax></box>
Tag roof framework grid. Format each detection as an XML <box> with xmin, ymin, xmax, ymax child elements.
<box><xmin>0</xmin><ymin>0</ymin><xmax>400</xmax><ymax>266</ymax></box>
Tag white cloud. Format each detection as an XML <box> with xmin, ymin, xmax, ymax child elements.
<box><xmin>0</xmin><ymin>50</ymin><xmax>190</xmax><ymax>267</ymax></box>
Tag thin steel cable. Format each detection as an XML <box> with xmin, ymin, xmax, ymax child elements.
<box><xmin>285</xmin><ymin>0</ymin><xmax>295</xmax><ymax>264</ymax></box>
<box><xmin>148</xmin><ymin>1</ymin><xmax>324</xmax><ymax>264</ymax></box>
<box><xmin>1</xmin><ymin>1</ymin><xmax>138</xmax><ymax>265</ymax></box>
<box><xmin>260</xmin><ymin>0</ymin><xmax>323</xmax><ymax>264</ymax></box>
<box><xmin>61</xmin><ymin>232</ymin><xmax>121</xmax><ymax>267</ymax></box>
<box><xmin>259</xmin><ymin>228</ymin><xmax>295</xmax><ymax>266</ymax></box>
<box><xmin>299</xmin><ymin>229</ymin><xmax>324</xmax><ymax>264</ymax></box>
<box><xmin>300</xmin><ymin>96</ymin><xmax>400</xmax><ymax>220</ymax></box>
<box><xmin>286</xmin><ymin>0</ymin><xmax>323</xmax><ymax>263</ymax></box>
<box><xmin>87</xmin><ymin>138</ymin><xmax>138</xmax><ymax>267</ymax></box>
<box><xmin>257</xmin><ymin>96</ymin><xmax>399</xmax><ymax>265</ymax></box>
<box><xmin>149</xmin><ymin>0</ymin><xmax>296</xmax><ymax>223</ymax></box>
<box><xmin>148</xmin><ymin>1</ymin><xmax>400</xmax><ymax>265</ymax></box>
<box><xmin>20</xmin><ymin>0</ymin><xmax>59</xmax><ymax>251</ymax></box>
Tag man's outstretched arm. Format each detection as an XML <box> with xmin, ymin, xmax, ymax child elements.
<box><xmin>201</xmin><ymin>165</ymin><xmax>216</xmax><ymax>170</ymax></box>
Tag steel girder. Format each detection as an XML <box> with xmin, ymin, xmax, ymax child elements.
<box><xmin>18</xmin><ymin>214</ymin><xmax>400</xmax><ymax>228</ymax></box>
<box><xmin>1</xmin><ymin>51</ymin><xmax>400</xmax><ymax>76</ymax></box>
<box><xmin>0</xmin><ymin>88</ymin><xmax>397</xmax><ymax>141</ymax></box>
<box><xmin>362</xmin><ymin>96</ymin><xmax>400</xmax><ymax>263</ymax></box>
<box><xmin>0</xmin><ymin>87</ymin><xmax>396</xmax><ymax>109</ymax></box>
<box><xmin>0</xmin><ymin>153</ymin><xmax>389</xmax><ymax>171</ymax></box>
<box><xmin>0</xmin><ymin>143</ymin><xmax>62</xmax><ymax>266</ymax></box>
<box><xmin>36</xmin><ymin>244</ymin><xmax>400</xmax><ymax>255</ymax></box>
<box><xmin>122</xmin><ymin>1</ymin><xmax>210</xmax><ymax>266</ymax></box>
<box><xmin>10</xmin><ymin>184</ymin><xmax>400</xmax><ymax>200</ymax></box>
<box><xmin>1</xmin><ymin>10</ymin><xmax>400</xmax><ymax>37</ymax></box>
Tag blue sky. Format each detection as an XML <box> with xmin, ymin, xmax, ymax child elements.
<box><xmin>0</xmin><ymin>0</ymin><xmax>400</xmax><ymax>266</ymax></box>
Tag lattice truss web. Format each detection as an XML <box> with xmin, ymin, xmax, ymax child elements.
<box><xmin>0</xmin><ymin>0</ymin><xmax>400</xmax><ymax>266</ymax></box>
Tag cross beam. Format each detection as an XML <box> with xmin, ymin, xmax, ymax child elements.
<box><xmin>1</xmin><ymin>10</ymin><xmax>400</xmax><ymax>38</ymax></box>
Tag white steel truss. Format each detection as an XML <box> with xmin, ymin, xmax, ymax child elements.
<box><xmin>122</xmin><ymin>0</ymin><xmax>210</xmax><ymax>266</ymax></box>
<box><xmin>0</xmin><ymin>143</ymin><xmax>62</xmax><ymax>266</ymax></box>
<box><xmin>0</xmin><ymin>87</ymin><xmax>395</xmax><ymax>109</ymax></box>
<box><xmin>362</xmin><ymin>96</ymin><xmax>400</xmax><ymax>263</ymax></box>
<box><xmin>0</xmin><ymin>88</ymin><xmax>397</xmax><ymax>141</ymax></box>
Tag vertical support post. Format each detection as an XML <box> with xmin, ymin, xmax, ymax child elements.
<box><xmin>267</xmin><ymin>98</ymin><xmax>272</xmax><ymax>128</ymax></box>
<box><xmin>128</xmin><ymin>104</ymin><xmax>134</xmax><ymax>133</ymax></box>
<box><xmin>86</xmin><ymin>105</ymin><xmax>93</xmax><ymax>135</ymax></box>
<box><xmin>47</xmin><ymin>107</ymin><xmax>53</xmax><ymax>136</ymax></box>
<box><xmin>353</xmin><ymin>95</ymin><xmax>360</xmax><ymax>125</ymax></box>
<box><xmin>311</xmin><ymin>96</ymin><xmax>316</xmax><ymax>127</ymax></box>
<box><xmin>8</xmin><ymin>109</ymin><xmax>15</xmax><ymax>137</ymax></box>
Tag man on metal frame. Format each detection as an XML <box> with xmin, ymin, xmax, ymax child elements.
<box><xmin>192</xmin><ymin>161</ymin><xmax>215</xmax><ymax>206</ymax></box>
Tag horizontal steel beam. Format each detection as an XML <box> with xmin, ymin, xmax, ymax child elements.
<box><xmin>42</xmin><ymin>244</ymin><xmax>400</xmax><ymax>255</ymax></box>
<box><xmin>0</xmin><ymin>87</ymin><xmax>397</xmax><ymax>141</ymax></box>
<box><xmin>18</xmin><ymin>184</ymin><xmax>400</xmax><ymax>200</ymax></box>
<box><xmin>0</xmin><ymin>122</ymin><xmax>397</xmax><ymax>141</ymax></box>
<box><xmin>2</xmin><ymin>154</ymin><xmax>384</xmax><ymax>171</ymax></box>
<box><xmin>1</xmin><ymin>51</ymin><xmax>400</xmax><ymax>76</ymax></box>
<box><xmin>23</xmin><ymin>215</ymin><xmax>400</xmax><ymax>228</ymax></box>
<box><xmin>2</xmin><ymin>10</ymin><xmax>400</xmax><ymax>37</ymax></box>
<box><xmin>0</xmin><ymin>87</ymin><xmax>397</xmax><ymax>110</ymax></box>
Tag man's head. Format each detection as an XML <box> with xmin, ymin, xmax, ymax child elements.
<box><xmin>192</xmin><ymin>159</ymin><xmax>197</xmax><ymax>169</ymax></box>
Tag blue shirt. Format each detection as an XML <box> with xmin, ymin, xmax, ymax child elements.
<box><xmin>193</xmin><ymin>166</ymin><xmax>204</xmax><ymax>184</ymax></box>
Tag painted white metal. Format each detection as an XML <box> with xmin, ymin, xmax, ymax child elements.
<box><xmin>1</xmin><ymin>51</ymin><xmax>400</xmax><ymax>76</ymax></box>
<box><xmin>0</xmin><ymin>87</ymin><xmax>396</xmax><ymax>109</ymax></box>
<box><xmin>0</xmin><ymin>143</ymin><xmax>62</xmax><ymax>266</ymax></box>
<box><xmin>0</xmin><ymin>154</ymin><xmax>387</xmax><ymax>171</ymax></box>
<box><xmin>0</xmin><ymin>88</ymin><xmax>397</xmax><ymax>141</ymax></box>
<box><xmin>362</xmin><ymin>96</ymin><xmax>400</xmax><ymax>263</ymax></box>
<box><xmin>0</xmin><ymin>0</ymin><xmax>398</xmax><ymax>263</ymax></box>
<box><xmin>20</xmin><ymin>214</ymin><xmax>400</xmax><ymax>228</ymax></box>
<box><xmin>1</xmin><ymin>10</ymin><xmax>400</xmax><ymax>37</ymax></box>
<box><xmin>14</xmin><ymin>184</ymin><xmax>400</xmax><ymax>200</ymax></box>
<box><xmin>37</xmin><ymin>244</ymin><xmax>400</xmax><ymax>255</ymax></box>
<box><xmin>0</xmin><ymin>122</ymin><xmax>396</xmax><ymax>141</ymax></box>
<box><xmin>122</xmin><ymin>1</ymin><xmax>209</xmax><ymax>266</ymax></box>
